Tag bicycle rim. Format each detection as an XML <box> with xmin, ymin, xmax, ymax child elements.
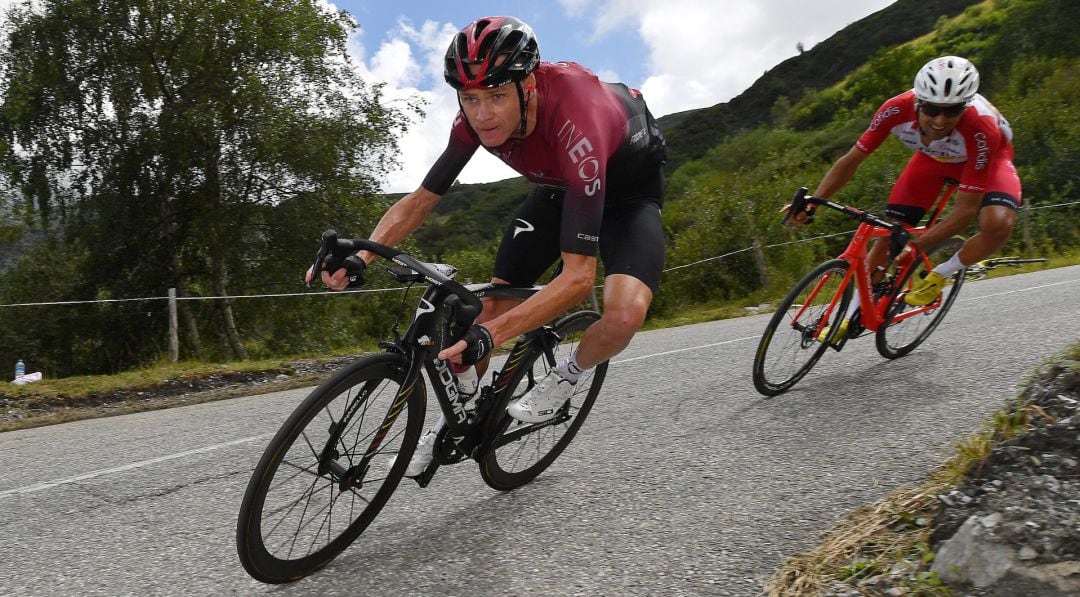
<box><xmin>875</xmin><ymin>237</ymin><xmax>965</xmax><ymax>359</ymax></box>
<box><xmin>752</xmin><ymin>259</ymin><xmax>851</xmax><ymax>396</ymax></box>
<box><xmin>479</xmin><ymin>311</ymin><xmax>605</xmax><ymax>491</ymax></box>
<box><xmin>236</xmin><ymin>353</ymin><xmax>424</xmax><ymax>583</ymax></box>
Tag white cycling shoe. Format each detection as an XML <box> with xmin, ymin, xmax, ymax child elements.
<box><xmin>404</xmin><ymin>431</ymin><xmax>436</xmax><ymax>477</ymax></box>
<box><xmin>507</xmin><ymin>370</ymin><xmax>575</xmax><ymax>423</ymax></box>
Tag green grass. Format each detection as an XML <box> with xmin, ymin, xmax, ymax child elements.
<box><xmin>0</xmin><ymin>349</ymin><xmax>362</xmax><ymax>401</ymax></box>
<box><xmin>2</xmin><ymin>254</ymin><xmax>1075</xmax><ymax>431</ymax></box>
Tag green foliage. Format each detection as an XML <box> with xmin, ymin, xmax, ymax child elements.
<box><xmin>2</xmin><ymin>0</ymin><xmax>1078</xmax><ymax>378</ymax></box>
<box><xmin>652</xmin><ymin>0</ymin><xmax>1080</xmax><ymax>315</ymax></box>
<box><xmin>0</xmin><ymin>0</ymin><xmax>415</xmax><ymax>375</ymax></box>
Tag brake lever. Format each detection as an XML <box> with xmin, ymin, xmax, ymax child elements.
<box><xmin>782</xmin><ymin>187</ymin><xmax>810</xmax><ymax>225</ymax></box>
<box><xmin>306</xmin><ymin>229</ymin><xmax>338</xmax><ymax>288</ymax></box>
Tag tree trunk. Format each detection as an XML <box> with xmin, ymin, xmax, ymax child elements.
<box><xmin>178</xmin><ymin>288</ymin><xmax>203</xmax><ymax>359</ymax></box>
<box><xmin>211</xmin><ymin>252</ymin><xmax>248</xmax><ymax>360</ymax></box>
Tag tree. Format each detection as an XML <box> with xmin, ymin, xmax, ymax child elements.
<box><xmin>0</xmin><ymin>0</ymin><xmax>416</xmax><ymax>374</ymax></box>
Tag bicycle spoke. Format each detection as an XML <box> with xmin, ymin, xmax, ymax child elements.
<box><xmin>753</xmin><ymin>260</ymin><xmax>849</xmax><ymax>396</ymax></box>
<box><xmin>481</xmin><ymin>312</ymin><xmax>605</xmax><ymax>491</ymax></box>
<box><xmin>237</xmin><ymin>354</ymin><xmax>424</xmax><ymax>582</ymax></box>
<box><xmin>876</xmin><ymin>237</ymin><xmax>965</xmax><ymax>358</ymax></box>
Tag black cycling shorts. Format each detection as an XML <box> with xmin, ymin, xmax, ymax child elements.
<box><xmin>492</xmin><ymin>183</ymin><xmax>666</xmax><ymax>294</ymax></box>
<box><xmin>885</xmin><ymin>190</ymin><xmax>1023</xmax><ymax>225</ymax></box>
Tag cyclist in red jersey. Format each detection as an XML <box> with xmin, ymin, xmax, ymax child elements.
<box><xmin>312</xmin><ymin>16</ymin><xmax>667</xmax><ymax>476</ymax></box>
<box><xmin>789</xmin><ymin>56</ymin><xmax>1021</xmax><ymax>338</ymax></box>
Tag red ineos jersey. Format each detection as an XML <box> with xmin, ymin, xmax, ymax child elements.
<box><xmin>855</xmin><ymin>90</ymin><xmax>1014</xmax><ymax>194</ymax></box>
<box><xmin>421</xmin><ymin>61</ymin><xmax>662</xmax><ymax>255</ymax></box>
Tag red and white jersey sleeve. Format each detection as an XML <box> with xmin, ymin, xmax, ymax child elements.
<box><xmin>854</xmin><ymin>90</ymin><xmax>1014</xmax><ymax>194</ymax></box>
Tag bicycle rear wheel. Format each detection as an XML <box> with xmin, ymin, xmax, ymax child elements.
<box><xmin>875</xmin><ymin>237</ymin><xmax>965</xmax><ymax>359</ymax></box>
<box><xmin>236</xmin><ymin>353</ymin><xmax>424</xmax><ymax>583</ymax></box>
<box><xmin>753</xmin><ymin>259</ymin><xmax>851</xmax><ymax>396</ymax></box>
<box><xmin>479</xmin><ymin>311</ymin><xmax>606</xmax><ymax>491</ymax></box>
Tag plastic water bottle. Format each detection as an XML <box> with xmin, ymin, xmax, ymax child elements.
<box><xmin>15</xmin><ymin>359</ymin><xmax>25</xmax><ymax>379</ymax></box>
<box><xmin>453</xmin><ymin>365</ymin><xmax>479</xmax><ymax>398</ymax></box>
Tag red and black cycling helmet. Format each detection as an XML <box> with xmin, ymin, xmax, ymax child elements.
<box><xmin>444</xmin><ymin>16</ymin><xmax>540</xmax><ymax>90</ymax></box>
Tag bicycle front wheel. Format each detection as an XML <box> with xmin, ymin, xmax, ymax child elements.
<box><xmin>236</xmin><ymin>353</ymin><xmax>425</xmax><ymax>583</ymax></box>
<box><xmin>479</xmin><ymin>310</ymin><xmax>606</xmax><ymax>491</ymax></box>
<box><xmin>752</xmin><ymin>259</ymin><xmax>851</xmax><ymax>396</ymax></box>
<box><xmin>875</xmin><ymin>237</ymin><xmax>965</xmax><ymax>359</ymax></box>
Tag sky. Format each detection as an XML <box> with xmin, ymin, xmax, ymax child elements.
<box><xmin>329</xmin><ymin>0</ymin><xmax>897</xmax><ymax>191</ymax></box>
<box><xmin>0</xmin><ymin>0</ymin><xmax>898</xmax><ymax>192</ymax></box>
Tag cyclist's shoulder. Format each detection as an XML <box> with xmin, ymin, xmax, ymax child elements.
<box><xmin>863</xmin><ymin>90</ymin><xmax>917</xmax><ymax>134</ymax></box>
<box><xmin>956</xmin><ymin>95</ymin><xmax>1009</xmax><ymax>139</ymax></box>
<box><xmin>534</xmin><ymin>61</ymin><xmax>613</xmax><ymax>101</ymax></box>
<box><xmin>535</xmin><ymin>61</ymin><xmax>595</xmax><ymax>82</ymax></box>
<box><xmin>878</xmin><ymin>89</ymin><xmax>918</xmax><ymax>110</ymax></box>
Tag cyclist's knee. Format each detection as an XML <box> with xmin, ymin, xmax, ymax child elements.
<box><xmin>599</xmin><ymin>304</ymin><xmax>647</xmax><ymax>337</ymax></box>
<box><xmin>978</xmin><ymin>207</ymin><xmax>1017</xmax><ymax>240</ymax></box>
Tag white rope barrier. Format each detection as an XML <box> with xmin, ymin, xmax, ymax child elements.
<box><xmin>2</xmin><ymin>200</ymin><xmax>1076</xmax><ymax>308</ymax></box>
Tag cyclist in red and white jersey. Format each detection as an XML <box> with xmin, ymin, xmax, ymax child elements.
<box><xmin>790</xmin><ymin>56</ymin><xmax>1021</xmax><ymax>336</ymax></box>
<box><xmin>313</xmin><ymin>16</ymin><xmax>667</xmax><ymax>476</ymax></box>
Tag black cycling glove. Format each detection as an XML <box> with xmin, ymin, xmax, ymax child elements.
<box><xmin>322</xmin><ymin>253</ymin><xmax>367</xmax><ymax>288</ymax></box>
<box><xmin>459</xmin><ymin>324</ymin><xmax>493</xmax><ymax>365</ymax></box>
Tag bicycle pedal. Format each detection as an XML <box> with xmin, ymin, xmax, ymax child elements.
<box><xmin>414</xmin><ymin>464</ymin><xmax>438</xmax><ymax>488</ymax></box>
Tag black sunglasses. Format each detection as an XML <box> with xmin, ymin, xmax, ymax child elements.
<box><xmin>918</xmin><ymin>102</ymin><xmax>967</xmax><ymax>118</ymax></box>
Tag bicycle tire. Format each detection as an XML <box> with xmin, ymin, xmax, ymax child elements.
<box><xmin>479</xmin><ymin>311</ymin><xmax>606</xmax><ymax>491</ymax></box>
<box><xmin>236</xmin><ymin>353</ymin><xmax>425</xmax><ymax>583</ymax></box>
<box><xmin>875</xmin><ymin>237</ymin><xmax>965</xmax><ymax>359</ymax></box>
<box><xmin>752</xmin><ymin>259</ymin><xmax>852</xmax><ymax>396</ymax></box>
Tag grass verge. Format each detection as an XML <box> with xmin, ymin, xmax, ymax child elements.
<box><xmin>763</xmin><ymin>341</ymin><xmax>1080</xmax><ymax>596</ymax></box>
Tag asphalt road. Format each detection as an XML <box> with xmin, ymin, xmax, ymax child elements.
<box><xmin>1</xmin><ymin>266</ymin><xmax>1077</xmax><ymax>596</ymax></box>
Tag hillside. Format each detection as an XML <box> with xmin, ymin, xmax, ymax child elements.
<box><xmin>407</xmin><ymin>0</ymin><xmax>983</xmax><ymax>258</ymax></box>
<box><xmin>657</xmin><ymin>0</ymin><xmax>981</xmax><ymax>169</ymax></box>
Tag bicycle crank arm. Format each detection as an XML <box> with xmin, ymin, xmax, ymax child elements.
<box><xmin>491</xmin><ymin>410</ymin><xmax>573</xmax><ymax>449</ymax></box>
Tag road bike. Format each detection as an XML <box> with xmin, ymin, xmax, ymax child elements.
<box><xmin>752</xmin><ymin>187</ymin><xmax>966</xmax><ymax>396</ymax></box>
<box><xmin>236</xmin><ymin>231</ymin><xmax>607</xmax><ymax>583</ymax></box>
<box><xmin>964</xmin><ymin>256</ymin><xmax>1047</xmax><ymax>281</ymax></box>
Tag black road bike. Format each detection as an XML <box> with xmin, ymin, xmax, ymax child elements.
<box><xmin>236</xmin><ymin>231</ymin><xmax>607</xmax><ymax>583</ymax></box>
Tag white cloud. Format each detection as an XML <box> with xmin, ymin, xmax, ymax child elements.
<box><xmin>0</xmin><ymin>0</ymin><xmax>898</xmax><ymax>192</ymax></box>
<box><xmin>564</xmin><ymin>0</ymin><xmax>895</xmax><ymax>116</ymax></box>
<box><xmin>343</xmin><ymin>1</ymin><xmax>896</xmax><ymax>190</ymax></box>
<box><xmin>345</xmin><ymin>18</ymin><xmax>517</xmax><ymax>193</ymax></box>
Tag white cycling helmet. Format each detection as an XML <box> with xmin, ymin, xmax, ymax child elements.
<box><xmin>913</xmin><ymin>56</ymin><xmax>980</xmax><ymax>105</ymax></box>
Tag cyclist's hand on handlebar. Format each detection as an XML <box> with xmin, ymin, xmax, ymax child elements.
<box><xmin>306</xmin><ymin>253</ymin><xmax>367</xmax><ymax>290</ymax></box>
<box><xmin>780</xmin><ymin>203</ymin><xmax>815</xmax><ymax>227</ymax></box>
<box><xmin>438</xmin><ymin>324</ymin><xmax>493</xmax><ymax>365</ymax></box>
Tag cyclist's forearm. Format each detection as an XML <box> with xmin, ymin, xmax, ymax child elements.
<box><xmin>360</xmin><ymin>187</ymin><xmax>440</xmax><ymax>262</ymax></box>
<box><xmin>483</xmin><ymin>261</ymin><xmax>595</xmax><ymax>346</ymax></box>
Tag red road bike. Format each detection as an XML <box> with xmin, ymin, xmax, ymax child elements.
<box><xmin>752</xmin><ymin>186</ymin><xmax>966</xmax><ymax>396</ymax></box>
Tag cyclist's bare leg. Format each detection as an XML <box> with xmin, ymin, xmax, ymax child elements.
<box><xmin>957</xmin><ymin>205</ymin><xmax>1017</xmax><ymax>264</ymax></box>
<box><xmin>573</xmin><ymin>274</ymin><xmax>653</xmax><ymax>370</ymax></box>
<box><xmin>866</xmin><ymin>238</ymin><xmax>891</xmax><ymax>284</ymax></box>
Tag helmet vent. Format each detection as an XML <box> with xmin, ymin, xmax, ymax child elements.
<box><xmin>473</xmin><ymin>19</ymin><xmax>491</xmax><ymax>40</ymax></box>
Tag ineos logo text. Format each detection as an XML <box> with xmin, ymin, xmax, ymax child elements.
<box><xmin>557</xmin><ymin>120</ymin><xmax>602</xmax><ymax>197</ymax></box>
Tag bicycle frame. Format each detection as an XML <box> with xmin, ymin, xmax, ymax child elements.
<box><xmin>332</xmin><ymin>282</ymin><xmax>554</xmax><ymax>488</ymax></box>
<box><xmin>802</xmin><ymin>185</ymin><xmax>958</xmax><ymax>339</ymax></box>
